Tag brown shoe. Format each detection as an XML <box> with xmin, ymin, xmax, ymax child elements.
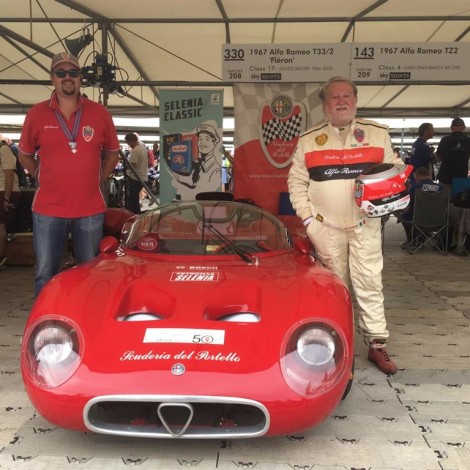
<box><xmin>368</xmin><ymin>341</ymin><xmax>398</xmax><ymax>375</ymax></box>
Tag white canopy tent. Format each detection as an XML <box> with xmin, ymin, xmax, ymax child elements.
<box><xmin>1</xmin><ymin>0</ymin><xmax>470</xmax><ymax>146</ymax></box>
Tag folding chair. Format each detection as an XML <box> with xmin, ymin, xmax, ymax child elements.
<box><xmin>405</xmin><ymin>189</ymin><xmax>451</xmax><ymax>255</ymax></box>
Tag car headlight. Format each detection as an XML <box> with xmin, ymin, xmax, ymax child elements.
<box><xmin>24</xmin><ymin>319</ymin><xmax>82</xmax><ymax>388</ymax></box>
<box><xmin>297</xmin><ymin>328</ymin><xmax>336</xmax><ymax>366</ymax></box>
<box><xmin>281</xmin><ymin>321</ymin><xmax>347</xmax><ymax>397</ymax></box>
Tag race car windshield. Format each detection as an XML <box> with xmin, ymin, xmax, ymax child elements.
<box><xmin>121</xmin><ymin>200</ymin><xmax>292</xmax><ymax>256</ymax></box>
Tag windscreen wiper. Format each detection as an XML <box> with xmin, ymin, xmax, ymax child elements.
<box><xmin>204</xmin><ymin>223</ymin><xmax>259</xmax><ymax>265</ymax></box>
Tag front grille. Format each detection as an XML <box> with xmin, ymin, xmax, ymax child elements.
<box><xmin>84</xmin><ymin>395</ymin><xmax>269</xmax><ymax>438</ymax></box>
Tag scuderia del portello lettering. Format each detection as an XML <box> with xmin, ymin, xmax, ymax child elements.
<box><xmin>120</xmin><ymin>350</ymin><xmax>241</xmax><ymax>362</ymax></box>
<box><xmin>163</xmin><ymin>98</ymin><xmax>204</xmax><ymax>120</ymax></box>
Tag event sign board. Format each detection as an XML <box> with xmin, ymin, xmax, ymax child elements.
<box><xmin>350</xmin><ymin>43</ymin><xmax>470</xmax><ymax>82</ymax></box>
<box><xmin>222</xmin><ymin>43</ymin><xmax>470</xmax><ymax>83</ymax></box>
<box><xmin>222</xmin><ymin>43</ymin><xmax>350</xmax><ymax>82</ymax></box>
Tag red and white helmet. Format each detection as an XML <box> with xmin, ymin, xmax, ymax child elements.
<box><xmin>354</xmin><ymin>163</ymin><xmax>413</xmax><ymax>217</ymax></box>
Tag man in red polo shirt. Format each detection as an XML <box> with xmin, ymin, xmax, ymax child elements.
<box><xmin>18</xmin><ymin>52</ymin><xmax>120</xmax><ymax>296</ymax></box>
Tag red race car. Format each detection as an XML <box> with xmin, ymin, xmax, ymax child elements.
<box><xmin>21</xmin><ymin>200</ymin><xmax>354</xmax><ymax>439</ymax></box>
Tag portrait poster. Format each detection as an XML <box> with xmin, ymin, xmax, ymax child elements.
<box><xmin>159</xmin><ymin>89</ymin><xmax>224</xmax><ymax>204</ymax></box>
<box><xmin>233</xmin><ymin>83</ymin><xmax>322</xmax><ymax>214</ymax></box>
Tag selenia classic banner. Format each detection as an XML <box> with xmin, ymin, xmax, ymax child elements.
<box><xmin>159</xmin><ymin>89</ymin><xmax>224</xmax><ymax>204</ymax></box>
<box><xmin>233</xmin><ymin>83</ymin><xmax>322</xmax><ymax>214</ymax></box>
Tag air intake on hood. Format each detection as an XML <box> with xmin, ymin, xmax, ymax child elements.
<box><xmin>217</xmin><ymin>312</ymin><xmax>260</xmax><ymax>322</ymax></box>
<box><xmin>121</xmin><ymin>313</ymin><xmax>164</xmax><ymax>322</ymax></box>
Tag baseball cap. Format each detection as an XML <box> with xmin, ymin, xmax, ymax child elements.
<box><xmin>196</xmin><ymin>123</ymin><xmax>220</xmax><ymax>143</ymax></box>
<box><xmin>50</xmin><ymin>52</ymin><xmax>80</xmax><ymax>71</ymax></box>
<box><xmin>451</xmin><ymin>117</ymin><xmax>465</xmax><ymax>127</ymax></box>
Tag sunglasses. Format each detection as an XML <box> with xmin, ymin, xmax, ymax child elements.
<box><xmin>53</xmin><ymin>69</ymin><xmax>80</xmax><ymax>78</ymax></box>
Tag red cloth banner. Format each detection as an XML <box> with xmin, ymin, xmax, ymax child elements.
<box><xmin>233</xmin><ymin>83</ymin><xmax>322</xmax><ymax>214</ymax></box>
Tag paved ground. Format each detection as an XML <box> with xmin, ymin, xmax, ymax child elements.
<box><xmin>0</xmin><ymin>218</ymin><xmax>469</xmax><ymax>470</ymax></box>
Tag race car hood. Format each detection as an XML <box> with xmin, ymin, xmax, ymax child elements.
<box><xmin>30</xmin><ymin>248</ymin><xmax>352</xmax><ymax>380</ymax></box>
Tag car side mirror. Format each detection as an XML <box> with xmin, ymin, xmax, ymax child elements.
<box><xmin>99</xmin><ymin>236</ymin><xmax>119</xmax><ymax>253</ymax></box>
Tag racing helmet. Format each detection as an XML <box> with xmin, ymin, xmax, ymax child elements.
<box><xmin>354</xmin><ymin>163</ymin><xmax>413</xmax><ymax>217</ymax></box>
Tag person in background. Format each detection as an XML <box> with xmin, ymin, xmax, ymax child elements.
<box><xmin>148</xmin><ymin>142</ymin><xmax>161</xmax><ymax>203</ymax></box>
<box><xmin>18</xmin><ymin>52</ymin><xmax>120</xmax><ymax>296</ymax></box>
<box><xmin>288</xmin><ymin>76</ymin><xmax>402</xmax><ymax>375</ymax></box>
<box><xmin>152</xmin><ymin>140</ymin><xmax>161</xmax><ymax>173</ymax></box>
<box><xmin>138</xmin><ymin>143</ymin><xmax>157</xmax><ymax>205</ymax></box>
<box><xmin>0</xmin><ymin>135</ymin><xmax>28</xmax><ymax>188</ymax></box>
<box><xmin>147</xmin><ymin>144</ymin><xmax>156</xmax><ymax>170</ymax></box>
<box><xmin>436</xmin><ymin>117</ymin><xmax>470</xmax><ymax>192</ymax></box>
<box><xmin>393</xmin><ymin>147</ymin><xmax>403</xmax><ymax>161</ymax></box>
<box><xmin>221</xmin><ymin>146</ymin><xmax>234</xmax><ymax>192</ymax></box>
<box><xmin>124</xmin><ymin>132</ymin><xmax>148</xmax><ymax>214</ymax></box>
<box><xmin>0</xmin><ymin>139</ymin><xmax>20</xmax><ymax>269</ymax></box>
<box><xmin>403</xmin><ymin>150</ymin><xmax>411</xmax><ymax>165</ymax></box>
<box><xmin>410</xmin><ymin>122</ymin><xmax>435</xmax><ymax>180</ymax></box>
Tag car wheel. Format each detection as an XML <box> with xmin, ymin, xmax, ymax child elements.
<box><xmin>341</xmin><ymin>358</ymin><xmax>354</xmax><ymax>400</ymax></box>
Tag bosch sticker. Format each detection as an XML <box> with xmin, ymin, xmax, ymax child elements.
<box><xmin>189</xmin><ymin>266</ymin><xmax>219</xmax><ymax>270</ymax></box>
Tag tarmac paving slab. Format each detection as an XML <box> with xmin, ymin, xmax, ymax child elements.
<box><xmin>0</xmin><ymin>219</ymin><xmax>469</xmax><ymax>469</ymax></box>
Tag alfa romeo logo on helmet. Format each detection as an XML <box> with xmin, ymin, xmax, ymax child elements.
<box><xmin>354</xmin><ymin>164</ymin><xmax>413</xmax><ymax>217</ymax></box>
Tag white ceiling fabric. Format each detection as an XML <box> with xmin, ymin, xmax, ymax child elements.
<box><xmin>1</xmin><ymin>0</ymin><xmax>470</xmax><ymax>139</ymax></box>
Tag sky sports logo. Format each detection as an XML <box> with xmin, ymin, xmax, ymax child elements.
<box><xmin>261</xmin><ymin>73</ymin><xmax>282</xmax><ymax>80</ymax></box>
<box><xmin>390</xmin><ymin>72</ymin><xmax>411</xmax><ymax>79</ymax></box>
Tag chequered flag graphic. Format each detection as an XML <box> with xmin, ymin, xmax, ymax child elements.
<box><xmin>262</xmin><ymin>113</ymin><xmax>302</xmax><ymax>145</ymax></box>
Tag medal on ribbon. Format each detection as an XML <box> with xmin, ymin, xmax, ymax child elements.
<box><xmin>54</xmin><ymin>106</ymin><xmax>82</xmax><ymax>154</ymax></box>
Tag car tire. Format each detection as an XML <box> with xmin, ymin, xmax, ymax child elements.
<box><xmin>341</xmin><ymin>358</ymin><xmax>354</xmax><ymax>400</ymax></box>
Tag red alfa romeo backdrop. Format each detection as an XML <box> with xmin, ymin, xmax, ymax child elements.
<box><xmin>233</xmin><ymin>83</ymin><xmax>322</xmax><ymax>214</ymax></box>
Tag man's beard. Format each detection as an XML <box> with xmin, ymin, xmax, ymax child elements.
<box><xmin>61</xmin><ymin>84</ymin><xmax>77</xmax><ymax>96</ymax></box>
<box><xmin>325</xmin><ymin>108</ymin><xmax>355</xmax><ymax>127</ymax></box>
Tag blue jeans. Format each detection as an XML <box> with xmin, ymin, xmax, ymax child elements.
<box><xmin>32</xmin><ymin>212</ymin><xmax>104</xmax><ymax>296</ymax></box>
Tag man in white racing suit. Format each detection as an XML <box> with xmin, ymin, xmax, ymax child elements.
<box><xmin>288</xmin><ymin>77</ymin><xmax>402</xmax><ymax>374</ymax></box>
